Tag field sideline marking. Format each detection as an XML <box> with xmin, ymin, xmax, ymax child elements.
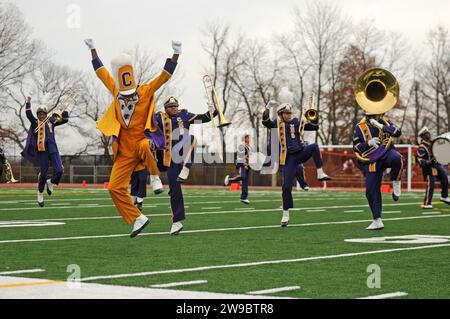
<box><xmin>0</xmin><ymin>200</ymin><xmax>430</xmax><ymax>218</ymax></box>
<box><xmin>0</xmin><ymin>269</ymin><xmax>45</xmax><ymax>275</ymax></box>
<box><xmin>0</xmin><ymin>281</ymin><xmax>63</xmax><ymax>289</ymax></box>
<box><xmin>80</xmin><ymin>243</ymin><xmax>450</xmax><ymax>282</ymax></box>
<box><xmin>247</xmin><ymin>286</ymin><xmax>301</xmax><ymax>295</ymax></box>
<box><xmin>357</xmin><ymin>292</ymin><xmax>408</xmax><ymax>299</ymax></box>
<box><xmin>1</xmin><ymin>214</ymin><xmax>449</xmax><ymax>245</ymax></box>
<box><xmin>150</xmin><ymin>280</ymin><xmax>207</xmax><ymax>288</ymax></box>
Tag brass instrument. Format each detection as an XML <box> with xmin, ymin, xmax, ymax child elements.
<box><xmin>202</xmin><ymin>75</ymin><xmax>231</xmax><ymax>128</ymax></box>
<box><xmin>3</xmin><ymin>160</ymin><xmax>18</xmax><ymax>183</ymax></box>
<box><xmin>354</xmin><ymin>68</ymin><xmax>399</xmax><ymax>163</ymax></box>
<box><xmin>299</xmin><ymin>92</ymin><xmax>319</xmax><ymax>136</ymax></box>
<box><xmin>34</xmin><ymin>89</ymin><xmax>78</xmax><ymax>133</ymax></box>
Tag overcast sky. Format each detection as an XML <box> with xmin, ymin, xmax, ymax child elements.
<box><xmin>11</xmin><ymin>0</ymin><xmax>450</xmax><ymax>115</ymax></box>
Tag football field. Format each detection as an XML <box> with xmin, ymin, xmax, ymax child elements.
<box><xmin>0</xmin><ymin>187</ymin><xmax>449</xmax><ymax>299</ymax></box>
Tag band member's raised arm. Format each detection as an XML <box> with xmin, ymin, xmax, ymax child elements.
<box><xmin>25</xmin><ymin>96</ymin><xmax>37</xmax><ymax>126</ymax></box>
<box><xmin>53</xmin><ymin>111</ymin><xmax>69</xmax><ymax>127</ymax></box>
<box><xmin>188</xmin><ymin>110</ymin><xmax>218</xmax><ymax>123</ymax></box>
<box><xmin>84</xmin><ymin>38</ymin><xmax>117</xmax><ymax>96</ymax></box>
<box><xmin>383</xmin><ymin>120</ymin><xmax>401</xmax><ymax>137</ymax></box>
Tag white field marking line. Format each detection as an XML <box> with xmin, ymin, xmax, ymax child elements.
<box><xmin>201</xmin><ymin>207</ymin><xmax>222</xmax><ymax>210</ymax></box>
<box><xmin>357</xmin><ymin>292</ymin><xmax>408</xmax><ymax>299</ymax></box>
<box><xmin>1</xmin><ymin>214</ymin><xmax>449</xmax><ymax>245</ymax></box>
<box><xmin>81</xmin><ymin>242</ymin><xmax>450</xmax><ymax>282</ymax></box>
<box><xmin>247</xmin><ymin>286</ymin><xmax>301</xmax><ymax>295</ymax></box>
<box><xmin>0</xmin><ymin>201</ymin><xmax>436</xmax><ymax>223</ymax></box>
<box><xmin>306</xmin><ymin>209</ymin><xmax>326</xmax><ymax>212</ymax></box>
<box><xmin>0</xmin><ymin>269</ymin><xmax>45</xmax><ymax>275</ymax></box>
<box><xmin>150</xmin><ymin>280</ymin><xmax>208</xmax><ymax>288</ymax></box>
<box><xmin>383</xmin><ymin>211</ymin><xmax>402</xmax><ymax>214</ymax></box>
<box><xmin>422</xmin><ymin>212</ymin><xmax>441</xmax><ymax>215</ymax></box>
<box><xmin>344</xmin><ymin>210</ymin><xmax>364</xmax><ymax>213</ymax></box>
<box><xmin>234</xmin><ymin>207</ymin><xmax>255</xmax><ymax>210</ymax></box>
<box><xmin>0</xmin><ymin>221</ymin><xmax>65</xmax><ymax>228</ymax></box>
<box><xmin>0</xmin><ymin>199</ymin><xmax>427</xmax><ymax>213</ymax></box>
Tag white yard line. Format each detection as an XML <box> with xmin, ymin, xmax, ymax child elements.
<box><xmin>306</xmin><ymin>209</ymin><xmax>326</xmax><ymax>212</ymax></box>
<box><xmin>201</xmin><ymin>207</ymin><xmax>222</xmax><ymax>210</ymax></box>
<box><xmin>357</xmin><ymin>292</ymin><xmax>408</xmax><ymax>299</ymax></box>
<box><xmin>150</xmin><ymin>280</ymin><xmax>207</xmax><ymax>288</ymax></box>
<box><xmin>0</xmin><ymin>221</ymin><xmax>65</xmax><ymax>228</ymax></box>
<box><xmin>2</xmin><ymin>214</ymin><xmax>449</xmax><ymax>245</ymax></box>
<box><xmin>344</xmin><ymin>210</ymin><xmax>364</xmax><ymax>213</ymax></box>
<box><xmin>247</xmin><ymin>286</ymin><xmax>301</xmax><ymax>295</ymax></box>
<box><xmin>81</xmin><ymin>243</ymin><xmax>450</xmax><ymax>282</ymax></box>
<box><xmin>383</xmin><ymin>211</ymin><xmax>402</xmax><ymax>214</ymax></box>
<box><xmin>0</xmin><ymin>269</ymin><xmax>45</xmax><ymax>275</ymax></box>
<box><xmin>422</xmin><ymin>212</ymin><xmax>441</xmax><ymax>215</ymax></box>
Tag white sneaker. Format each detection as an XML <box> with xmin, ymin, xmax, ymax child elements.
<box><xmin>422</xmin><ymin>204</ymin><xmax>433</xmax><ymax>209</ymax></box>
<box><xmin>177</xmin><ymin>166</ymin><xmax>190</xmax><ymax>183</ymax></box>
<box><xmin>366</xmin><ymin>218</ymin><xmax>384</xmax><ymax>230</ymax></box>
<box><xmin>224</xmin><ymin>175</ymin><xmax>230</xmax><ymax>186</ymax></box>
<box><xmin>170</xmin><ymin>222</ymin><xmax>184</xmax><ymax>235</ymax></box>
<box><xmin>130</xmin><ymin>214</ymin><xmax>149</xmax><ymax>238</ymax></box>
<box><xmin>240</xmin><ymin>199</ymin><xmax>250</xmax><ymax>205</ymax></box>
<box><xmin>281</xmin><ymin>210</ymin><xmax>290</xmax><ymax>227</ymax></box>
<box><xmin>150</xmin><ymin>175</ymin><xmax>164</xmax><ymax>195</ymax></box>
<box><xmin>37</xmin><ymin>192</ymin><xmax>44</xmax><ymax>207</ymax></box>
<box><xmin>46</xmin><ymin>179</ymin><xmax>54</xmax><ymax>196</ymax></box>
<box><xmin>392</xmin><ymin>181</ymin><xmax>401</xmax><ymax>201</ymax></box>
<box><xmin>317</xmin><ymin>168</ymin><xmax>332</xmax><ymax>181</ymax></box>
<box><xmin>303</xmin><ymin>186</ymin><xmax>310</xmax><ymax>191</ymax></box>
<box><xmin>440</xmin><ymin>197</ymin><xmax>450</xmax><ymax>205</ymax></box>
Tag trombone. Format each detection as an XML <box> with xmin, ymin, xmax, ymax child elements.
<box><xmin>202</xmin><ymin>75</ymin><xmax>231</xmax><ymax>128</ymax></box>
<box><xmin>34</xmin><ymin>89</ymin><xmax>78</xmax><ymax>133</ymax></box>
<box><xmin>299</xmin><ymin>92</ymin><xmax>319</xmax><ymax>136</ymax></box>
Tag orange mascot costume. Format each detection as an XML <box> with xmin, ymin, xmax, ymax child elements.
<box><xmin>84</xmin><ymin>38</ymin><xmax>181</xmax><ymax>237</ymax></box>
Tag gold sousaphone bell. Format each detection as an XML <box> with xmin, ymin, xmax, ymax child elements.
<box><xmin>354</xmin><ymin>68</ymin><xmax>399</xmax><ymax>163</ymax></box>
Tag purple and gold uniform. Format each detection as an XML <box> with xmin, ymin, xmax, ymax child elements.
<box><xmin>353</xmin><ymin>116</ymin><xmax>403</xmax><ymax>219</ymax></box>
<box><xmin>227</xmin><ymin>143</ymin><xmax>251</xmax><ymax>201</ymax></box>
<box><xmin>155</xmin><ymin>108</ymin><xmax>215</xmax><ymax>222</ymax></box>
<box><xmin>262</xmin><ymin>108</ymin><xmax>323</xmax><ymax>210</ymax></box>
<box><xmin>416</xmin><ymin>140</ymin><xmax>448</xmax><ymax>206</ymax></box>
<box><xmin>22</xmin><ymin>102</ymin><xmax>68</xmax><ymax>193</ymax></box>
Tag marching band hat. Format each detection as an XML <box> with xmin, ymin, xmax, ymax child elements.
<box><xmin>164</xmin><ymin>96</ymin><xmax>179</xmax><ymax>108</ymax></box>
<box><xmin>418</xmin><ymin>126</ymin><xmax>430</xmax><ymax>137</ymax></box>
<box><xmin>277</xmin><ymin>103</ymin><xmax>292</xmax><ymax>115</ymax></box>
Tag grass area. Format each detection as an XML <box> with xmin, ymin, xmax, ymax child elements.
<box><xmin>0</xmin><ymin>187</ymin><xmax>449</xmax><ymax>298</ymax></box>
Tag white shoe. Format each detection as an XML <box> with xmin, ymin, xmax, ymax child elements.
<box><xmin>317</xmin><ymin>168</ymin><xmax>332</xmax><ymax>181</ymax></box>
<box><xmin>440</xmin><ymin>197</ymin><xmax>450</xmax><ymax>205</ymax></box>
<box><xmin>150</xmin><ymin>175</ymin><xmax>164</xmax><ymax>195</ymax></box>
<box><xmin>392</xmin><ymin>181</ymin><xmax>401</xmax><ymax>201</ymax></box>
<box><xmin>422</xmin><ymin>204</ymin><xmax>433</xmax><ymax>209</ymax></box>
<box><xmin>303</xmin><ymin>186</ymin><xmax>310</xmax><ymax>191</ymax></box>
<box><xmin>130</xmin><ymin>214</ymin><xmax>149</xmax><ymax>238</ymax></box>
<box><xmin>170</xmin><ymin>222</ymin><xmax>184</xmax><ymax>235</ymax></box>
<box><xmin>240</xmin><ymin>199</ymin><xmax>250</xmax><ymax>205</ymax></box>
<box><xmin>177</xmin><ymin>166</ymin><xmax>190</xmax><ymax>183</ymax></box>
<box><xmin>37</xmin><ymin>192</ymin><xmax>44</xmax><ymax>207</ymax></box>
<box><xmin>46</xmin><ymin>179</ymin><xmax>54</xmax><ymax>196</ymax></box>
<box><xmin>281</xmin><ymin>210</ymin><xmax>290</xmax><ymax>227</ymax></box>
<box><xmin>366</xmin><ymin>218</ymin><xmax>384</xmax><ymax>230</ymax></box>
<box><xmin>224</xmin><ymin>175</ymin><xmax>230</xmax><ymax>186</ymax></box>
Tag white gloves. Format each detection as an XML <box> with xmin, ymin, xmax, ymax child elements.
<box><xmin>172</xmin><ymin>41</ymin><xmax>182</xmax><ymax>54</ymax></box>
<box><xmin>368</xmin><ymin>137</ymin><xmax>380</xmax><ymax>148</ymax></box>
<box><xmin>369</xmin><ymin>119</ymin><xmax>384</xmax><ymax>130</ymax></box>
<box><xmin>265</xmin><ymin>100</ymin><xmax>277</xmax><ymax>109</ymax></box>
<box><xmin>84</xmin><ymin>38</ymin><xmax>95</xmax><ymax>50</ymax></box>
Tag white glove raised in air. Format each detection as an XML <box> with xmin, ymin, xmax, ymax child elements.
<box><xmin>368</xmin><ymin>137</ymin><xmax>380</xmax><ymax>148</ymax></box>
<box><xmin>172</xmin><ymin>41</ymin><xmax>182</xmax><ymax>54</ymax></box>
<box><xmin>84</xmin><ymin>38</ymin><xmax>95</xmax><ymax>50</ymax></box>
<box><xmin>265</xmin><ymin>100</ymin><xmax>277</xmax><ymax>109</ymax></box>
<box><xmin>369</xmin><ymin>118</ymin><xmax>384</xmax><ymax>130</ymax></box>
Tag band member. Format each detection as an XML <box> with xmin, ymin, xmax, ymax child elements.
<box><xmin>262</xmin><ymin>102</ymin><xmax>331</xmax><ymax>227</ymax></box>
<box><xmin>416</xmin><ymin>127</ymin><xmax>450</xmax><ymax>208</ymax></box>
<box><xmin>21</xmin><ymin>96</ymin><xmax>68</xmax><ymax>206</ymax></box>
<box><xmin>155</xmin><ymin>96</ymin><xmax>216</xmax><ymax>235</ymax></box>
<box><xmin>84</xmin><ymin>38</ymin><xmax>180</xmax><ymax>237</ymax></box>
<box><xmin>353</xmin><ymin>113</ymin><xmax>403</xmax><ymax>230</ymax></box>
<box><xmin>224</xmin><ymin>134</ymin><xmax>251</xmax><ymax>204</ymax></box>
<box><xmin>0</xmin><ymin>147</ymin><xmax>19</xmax><ymax>183</ymax></box>
<box><xmin>295</xmin><ymin>164</ymin><xmax>309</xmax><ymax>191</ymax></box>
<box><xmin>130</xmin><ymin>167</ymin><xmax>149</xmax><ymax>212</ymax></box>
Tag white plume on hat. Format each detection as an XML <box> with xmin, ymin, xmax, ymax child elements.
<box><xmin>111</xmin><ymin>53</ymin><xmax>136</xmax><ymax>95</ymax></box>
<box><xmin>418</xmin><ymin>126</ymin><xmax>429</xmax><ymax>136</ymax></box>
<box><xmin>279</xmin><ymin>86</ymin><xmax>294</xmax><ymax>104</ymax></box>
<box><xmin>36</xmin><ymin>92</ymin><xmax>52</xmax><ymax>114</ymax></box>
